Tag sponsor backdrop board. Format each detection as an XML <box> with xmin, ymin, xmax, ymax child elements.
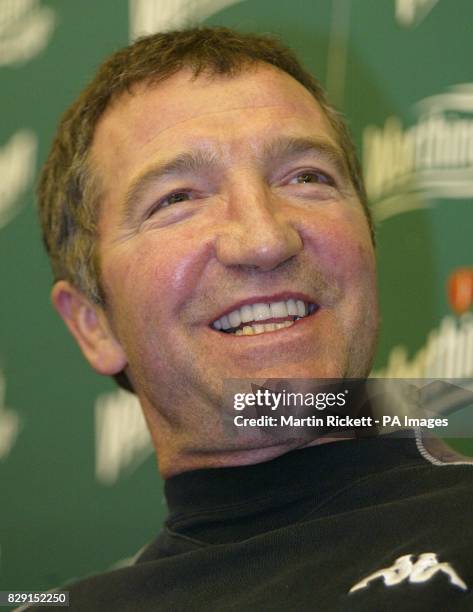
<box><xmin>0</xmin><ymin>0</ymin><xmax>472</xmax><ymax>596</ymax></box>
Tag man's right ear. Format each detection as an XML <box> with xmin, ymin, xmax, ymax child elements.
<box><xmin>51</xmin><ymin>280</ymin><xmax>128</xmax><ymax>376</ymax></box>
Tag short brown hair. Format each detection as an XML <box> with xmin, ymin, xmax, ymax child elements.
<box><xmin>38</xmin><ymin>26</ymin><xmax>373</xmax><ymax>305</ymax></box>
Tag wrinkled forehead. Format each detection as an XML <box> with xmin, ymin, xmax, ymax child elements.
<box><xmin>91</xmin><ymin>64</ymin><xmax>339</xmax><ymax>164</ymax></box>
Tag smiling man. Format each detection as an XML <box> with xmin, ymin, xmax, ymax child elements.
<box><xmin>34</xmin><ymin>27</ymin><xmax>473</xmax><ymax>612</ymax></box>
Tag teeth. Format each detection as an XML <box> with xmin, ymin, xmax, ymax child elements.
<box><xmin>287</xmin><ymin>299</ymin><xmax>298</xmax><ymax>316</ymax></box>
<box><xmin>253</xmin><ymin>303</ymin><xmax>271</xmax><ymax>321</ymax></box>
<box><xmin>296</xmin><ymin>300</ymin><xmax>306</xmax><ymax>317</ymax></box>
<box><xmin>228</xmin><ymin>310</ymin><xmax>241</xmax><ymax>328</ymax></box>
<box><xmin>270</xmin><ymin>301</ymin><xmax>288</xmax><ymax>318</ymax></box>
<box><xmin>220</xmin><ymin>315</ymin><xmax>231</xmax><ymax>330</ymax></box>
<box><xmin>213</xmin><ymin>299</ymin><xmax>315</xmax><ymax>333</ymax></box>
<box><xmin>240</xmin><ymin>304</ymin><xmax>253</xmax><ymax>323</ymax></box>
<box><xmin>234</xmin><ymin>321</ymin><xmax>294</xmax><ymax>336</ymax></box>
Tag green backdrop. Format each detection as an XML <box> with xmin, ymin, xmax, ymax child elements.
<box><xmin>1</xmin><ymin>0</ymin><xmax>472</xmax><ymax>595</ymax></box>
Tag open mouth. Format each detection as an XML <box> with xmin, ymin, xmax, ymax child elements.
<box><xmin>211</xmin><ymin>299</ymin><xmax>318</xmax><ymax>336</ymax></box>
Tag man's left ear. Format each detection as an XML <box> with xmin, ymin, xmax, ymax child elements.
<box><xmin>51</xmin><ymin>280</ymin><xmax>128</xmax><ymax>376</ymax></box>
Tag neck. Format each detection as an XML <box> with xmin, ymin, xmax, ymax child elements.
<box><xmin>155</xmin><ymin>434</ymin><xmax>352</xmax><ymax>478</ymax></box>
<box><xmin>138</xmin><ymin>390</ymin><xmax>355</xmax><ymax>478</ymax></box>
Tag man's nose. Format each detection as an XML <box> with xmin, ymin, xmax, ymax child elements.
<box><xmin>215</xmin><ymin>180</ymin><xmax>303</xmax><ymax>271</ymax></box>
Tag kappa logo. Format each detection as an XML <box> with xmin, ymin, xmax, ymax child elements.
<box><xmin>349</xmin><ymin>553</ymin><xmax>467</xmax><ymax>594</ymax></box>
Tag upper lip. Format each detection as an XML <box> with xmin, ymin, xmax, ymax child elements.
<box><xmin>209</xmin><ymin>291</ymin><xmax>318</xmax><ymax>325</ymax></box>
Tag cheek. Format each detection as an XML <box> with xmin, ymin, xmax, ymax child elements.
<box><xmin>307</xmin><ymin>208</ymin><xmax>378</xmax><ymax>328</ymax></box>
<box><xmin>339</xmin><ymin>238</ymin><xmax>379</xmax><ymax>334</ymax></box>
<box><xmin>337</xmin><ymin>236</ymin><xmax>378</xmax><ymax>314</ymax></box>
<box><xmin>102</xmin><ymin>226</ymin><xmax>215</xmax><ymax>322</ymax></box>
<box><xmin>305</xmin><ymin>205</ymin><xmax>376</xmax><ymax>284</ymax></box>
<box><xmin>153</xmin><ymin>234</ymin><xmax>214</xmax><ymax>297</ymax></box>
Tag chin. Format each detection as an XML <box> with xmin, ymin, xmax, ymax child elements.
<box><xmin>246</xmin><ymin>363</ymin><xmax>346</xmax><ymax>381</ymax></box>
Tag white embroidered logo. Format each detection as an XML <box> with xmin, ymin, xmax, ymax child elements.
<box><xmin>349</xmin><ymin>553</ymin><xmax>468</xmax><ymax>593</ymax></box>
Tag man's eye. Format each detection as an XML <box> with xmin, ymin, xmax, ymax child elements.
<box><xmin>145</xmin><ymin>191</ymin><xmax>192</xmax><ymax>219</ymax></box>
<box><xmin>291</xmin><ymin>171</ymin><xmax>334</xmax><ymax>186</ymax></box>
<box><xmin>161</xmin><ymin>191</ymin><xmax>190</xmax><ymax>208</ymax></box>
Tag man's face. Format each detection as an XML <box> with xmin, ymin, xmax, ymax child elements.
<box><xmin>91</xmin><ymin>64</ymin><xmax>378</xmax><ymax>441</ymax></box>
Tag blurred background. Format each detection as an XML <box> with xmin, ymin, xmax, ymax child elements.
<box><xmin>1</xmin><ymin>0</ymin><xmax>472</xmax><ymax>595</ymax></box>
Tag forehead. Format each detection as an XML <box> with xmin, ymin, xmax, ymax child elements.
<box><xmin>92</xmin><ymin>64</ymin><xmax>336</xmax><ymax>160</ymax></box>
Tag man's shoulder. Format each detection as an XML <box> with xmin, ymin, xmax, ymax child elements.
<box><xmin>16</xmin><ymin>561</ymin><xmax>162</xmax><ymax>612</ymax></box>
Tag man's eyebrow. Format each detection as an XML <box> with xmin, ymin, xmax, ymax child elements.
<box><xmin>120</xmin><ymin>137</ymin><xmax>348</xmax><ymax>226</ymax></box>
<box><xmin>121</xmin><ymin>149</ymin><xmax>218</xmax><ymax>225</ymax></box>
<box><xmin>262</xmin><ymin>136</ymin><xmax>348</xmax><ymax>179</ymax></box>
